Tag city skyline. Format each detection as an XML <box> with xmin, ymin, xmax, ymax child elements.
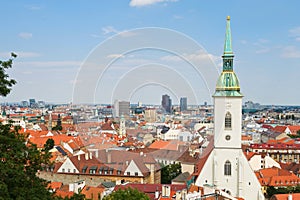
<box><xmin>1</xmin><ymin>1</ymin><xmax>300</xmax><ymax>105</ymax></box>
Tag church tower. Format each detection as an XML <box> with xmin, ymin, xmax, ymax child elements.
<box><xmin>119</xmin><ymin>114</ymin><xmax>126</xmax><ymax>138</ymax></box>
<box><xmin>213</xmin><ymin>16</ymin><xmax>243</xmax><ymax>149</ymax></box>
<box><xmin>195</xmin><ymin>17</ymin><xmax>265</xmax><ymax>200</ymax></box>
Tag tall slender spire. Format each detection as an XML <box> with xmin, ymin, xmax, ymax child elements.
<box><xmin>224</xmin><ymin>16</ymin><xmax>233</xmax><ymax>56</ymax></box>
<box><xmin>214</xmin><ymin>16</ymin><xmax>242</xmax><ymax>97</ymax></box>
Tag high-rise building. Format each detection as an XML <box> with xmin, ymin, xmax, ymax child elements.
<box><xmin>180</xmin><ymin>97</ymin><xmax>187</xmax><ymax>112</ymax></box>
<box><xmin>114</xmin><ymin>100</ymin><xmax>130</xmax><ymax>117</ymax></box>
<box><xmin>29</xmin><ymin>98</ymin><xmax>36</xmax><ymax>108</ymax></box>
<box><xmin>194</xmin><ymin>17</ymin><xmax>264</xmax><ymax>199</ymax></box>
<box><xmin>21</xmin><ymin>100</ymin><xmax>29</xmax><ymax>107</ymax></box>
<box><xmin>161</xmin><ymin>94</ymin><xmax>172</xmax><ymax>113</ymax></box>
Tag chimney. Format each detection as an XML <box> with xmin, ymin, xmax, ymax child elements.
<box><xmin>155</xmin><ymin>187</ymin><xmax>159</xmax><ymax>199</ymax></box>
<box><xmin>85</xmin><ymin>152</ymin><xmax>89</xmax><ymax>160</ymax></box>
<box><xmin>162</xmin><ymin>185</ymin><xmax>170</xmax><ymax>197</ymax></box>
<box><xmin>95</xmin><ymin>150</ymin><xmax>99</xmax><ymax>158</ymax></box>
<box><xmin>288</xmin><ymin>194</ymin><xmax>293</xmax><ymax>200</ymax></box>
<box><xmin>89</xmin><ymin>151</ymin><xmax>92</xmax><ymax>159</ymax></box>
<box><xmin>140</xmin><ymin>151</ymin><xmax>144</xmax><ymax>156</ymax></box>
<box><xmin>78</xmin><ymin>154</ymin><xmax>80</xmax><ymax>161</ymax></box>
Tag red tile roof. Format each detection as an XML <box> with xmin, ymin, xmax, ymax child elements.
<box><xmin>271</xmin><ymin>193</ymin><xmax>300</xmax><ymax>200</ymax></box>
<box><xmin>81</xmin><ymin>186</ymin><xmax>105</xmax><ymax>200</ymax></box>
<box><xmin>256</xmin><ymin>167</ymin><xmax>300</xmax><ymax>187</ymax></box>
<box><xmin>273</xmin><ymin>125</ymin><xmax>287</xmax><ymax>133</ymax></box>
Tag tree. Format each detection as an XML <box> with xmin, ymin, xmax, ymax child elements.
<box><xmin>0</xmin><ymin>54</ymin><xmax>54</xmax><ymax>199</ymax></box>
<box><xmin>103</xmin><ymin>188</ymin><xmax>149</xmax><ymax>200</ymax></box>
<box><xmin>0</xmin><ymin>125</ymin><xmax>53</xmax><ymax>199</ymax></box>
<box><xmin>0</xmin><ymin>53</ymin><xmax>17</xmax><ymax>96</ymax></box>
<box><xmin>161</xmin><ymin>163</ymin><xmax>182</xmax><ymax>184</ymax></box>
<box><xmin>44</xmin><ymin>138</ymin><xmax>55</xmax><ymax>151</ymax></box>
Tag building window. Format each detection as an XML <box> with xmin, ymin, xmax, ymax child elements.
<box><xmin>225</xmin><ymin>112</ymin><xmax>232</xmax><ymax>129</ymax></box>
<box><xmin>62</xmin><ymin>168</ymin><xmax>65</xmax><ymax>173</ymax></box>
<box><xmin>73</xmin><ymin>169</ymin><xmax>76</xmax><ymax>173</ymax></box>
<box><xmin>135</xmin><ymin>172</ymin><xmax>138</xmax><ymax>176</ymax></box>
<box><xmin>224</xmin><ymin>160</ymin><xmax>231</xmax><ymax>176</ymax></box>
<box><xmin>127</xmin><ymin>172</ymin><xmax>130</xmax><ymax>176</ymax></box>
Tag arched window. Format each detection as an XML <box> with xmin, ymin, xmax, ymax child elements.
<box><xmin>225</xmin><ymin>112</ymin><xmax>232</xmax><ymax>129</ymax></box>
<box><xmin>224</xmin><ymin>160</ymin><xmax>231</xmax><ymax>176</ymax></box>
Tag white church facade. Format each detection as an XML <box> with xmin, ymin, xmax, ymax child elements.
<box><xmin>194</xmin><ymin>16</ymin><xmax>265</xmax><ymax>200</ymax></box>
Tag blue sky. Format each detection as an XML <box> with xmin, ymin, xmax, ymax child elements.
<box><xmin>1</xmin><ymin>0</ymin><xmax>300</xmax><ymax>105</ymax></box>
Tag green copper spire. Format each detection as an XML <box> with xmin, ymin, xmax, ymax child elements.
<box><xmin>224</xmin><ymin>16</ymin><xmax>233</xmax><ymax>56</ymax></box>
<box><xmin>214</xmin><ymin>16</ymin><xmax>242</xmax><ymax>97</ymax></box>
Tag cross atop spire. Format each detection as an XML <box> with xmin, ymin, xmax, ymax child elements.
<box><xmin>224</xmin><ymin>16</ymin><xmax>233</xmax><ymax>56</ymax></box>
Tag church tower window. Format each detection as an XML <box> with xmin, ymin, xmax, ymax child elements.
<box><xmin>224</xmin><ymin>160</ymin><xmax>231</xmax><ymax>176</ymax></box>
<box><xmin>225</xmin><ymin>112</ymin><xmax>232</xmax><ymax>129</ymax></box>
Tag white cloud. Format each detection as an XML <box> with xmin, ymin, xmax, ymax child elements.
<box><xmin>15</xmin><ymin>61</ymin><xmax>82</xmax><ymax>68</ymax></box>
<box><xmin>173</xmin><ymin>15</ymin><xmax>183</xmax><ymax>19</ymax></box>
<box><xmin>18</xmin><ymin>32</ymin><xmax>32</xmax><ymax>39</ymax></box>
<box><xmin>0</xmin><ymin>51</ymin><xmax>40</xmax><ymax>58</ymax></box>
<box><xmin>17</xmin><ymin>52</ymin><xmax>40</xmax><ymax>58</ymax></box>
<box><xmin>25</xmin><ymin>5</ymin><xmax>42</xmax><ymax>10</ymax></box>
<box><xmin>107</xmin><ymin>54</ymin><xmax>125</xmax><ymax>59</ymax></box>
<box><xmin>100</xmin><ymin>26</ymin><xmax>138</xmax><ymax>38</ymax></box>
<box><xmin>90</xmin><ymin>34</ymin><xmax>102</xmax><ymax>38</ymax></box>
<box><xmin>240</xmin><ymin>40</ymin><xmax>248</xmax><ymax>45</ymax></box>
<box><xmin>102</xmin><ymin>26</ymin><xmax>118</xmax><ymax>35</ymax></box>
<box><xmin>161</xmin><ymin>50</ymin><xmax>219</xmax><ymax>63</ymax></box>
<box><xmin>253</xmin><ymin>39</ymin><xmax>270</xmax><ymax>54</ymax></box>
<box><xmin>289</xmin><ymin>27</ymin><xmax>300</xmax><ymax>41</ymax></box>
<box><xmin>281</xmin><ymin>46</ymin><xmax>300</xmax><ymax>58</ymax></box>
<box><xmin>129</xmin><ymin>0</ymin><xmax>177</xmax><ymax>7</ymax></box>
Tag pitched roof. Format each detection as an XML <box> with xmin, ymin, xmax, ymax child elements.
<box><xmin>81</xmin><ymin>186</ymin><xmax>105</xmax><ymax>200</ymax></box>
<box><xmin>287</xmin><ymin>125</ymin><xmax>300</xmax><ymax>135</ymax></box>
<box><xmin>57</xmin><ymin>150</ymin><xmax>158</xmax><ymax>177</ymax></box>
<box><xmin>271</xmin><ymin>193</ymin><xmax>300</xmax><ymax>200</ymax></box>
<box><xmin>273</xmin><ymin>125</ymin><xmax>287</xmax><ymax>133</ymax></box>
<box><xmin>256</xmin><ymin>167</ymin><xmax>300</xmax><ymax>186</ymax></box>
<box><xmin>114</xmin><ymin>183</ymin><xmax>187</xmax><ymax>200</ymax></box>
<box><xmin>148</xmin><ymin>140</ymin><xmax>170</xmax><ymax>149</ymax></box>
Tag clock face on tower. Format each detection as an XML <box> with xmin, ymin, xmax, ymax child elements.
<box><xmin>225</xmin><ymin>135</ymin><xmax>231</xmax><ymax>141</ymax></box>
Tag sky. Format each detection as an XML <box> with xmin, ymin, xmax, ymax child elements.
<box><xmin>1</xmin><ymin>0</ymin><xmax>300</xmax><ymax>105</ymax></box>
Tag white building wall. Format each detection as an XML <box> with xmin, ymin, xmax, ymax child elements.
<box><xmin>195</xmin><ymin>149</ymin><xmax>264</xmax><ymax>200</ymax></box>
<box><xmin>214</xmin><ymin>97</ymin><xmax>242</xmax><ymax>148</ymax></box>
<box><xmin>124</xmin><ymin>160</ymin><xmax>143</xmax><ymax>176</ymax></box>
<box><xmin>57</xmin><ymin>157</ymin><xmax>79</xmax><ymax>173</ymax></box>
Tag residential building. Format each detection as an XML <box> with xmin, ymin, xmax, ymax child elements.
<box><xmin>40</xmin><ymin>150</ymin><xmax>161</xmax><ymax>186</ymax></box>
<box><xmin>245</xmin><ymin>152</ymin><xmax>281</xmax><ymax>171</ymax></box>
<box><xmin>194</xmin><ymin>16</ymin><xmax>264</xmax><ymax>199</ymax></box>
<box><xmin>249</xmin><ymin>142</ymin><xmax>300</xmax><ymax>163</ymax></box>
<box><xmin>270</xmin><ymin>193</ymin><xmax>300</xmax><ymax>200</ymax></box>
<box><xmin>255</xmin><ymin>167</ymin><xmax>300</xmax><ymax>195</ymax></box>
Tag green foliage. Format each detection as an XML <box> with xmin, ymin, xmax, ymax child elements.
<box><xmin>161</xmin><ymin>163</ymin><xmax>182</xmax><ymax>184</ymax></box>
<box><xmin>0</xmin><ymin>53</ymin><xmax>17</xmax><ymax>96</ymax></box>
<box><xmin>103</xmin><ymin>188</ymin><xmax>149</xmax><ymax>200</ymax></box>
<box><xmin>52</xmin><ymin>125</ymin><xmax>63</xmax><ymax>131</ymax></box>
<box><xmin>53</xmin><ymin>192</ymin><xmax>86</xmax><ymax>200</ymax></box>
<box><xmin>44</xmin><ymin>138</ymin><xmax>55</xmax><ymax>151</ymax></box>
<box><xmin>0</xmin><ymin>124</ymin><xmax>53</xmax><ymax>199</ymax></box>
<box><xmin>267</xmin><ymin>185</ymin><xmax>300</xmax><ymax>198</ymax></box>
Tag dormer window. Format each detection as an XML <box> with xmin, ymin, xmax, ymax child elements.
<box><xmin>225</xmin><ymin>112</ymin><xmax>232</xmax><ymax>130</ymax></box>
